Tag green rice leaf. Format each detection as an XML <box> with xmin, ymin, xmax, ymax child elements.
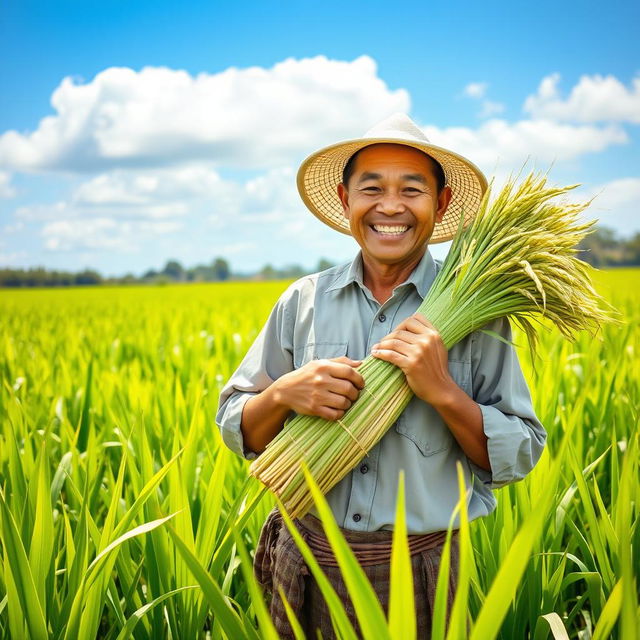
<box><xmin>301</xmin><ymin>466</ymin><xmax>392</xmax><ymax>640</ymax></box>
<box><xmin>0</xmin><ymin>488</ymin><xmax>48</xmax><ymax>640</ymax></box>
<box><xmin>388</xmin><ymin>472</ymin><xmax>415</xmax><ymax>640</ymax></box>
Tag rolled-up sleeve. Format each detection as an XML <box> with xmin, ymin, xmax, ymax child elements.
<box><xmin>468</xmin><ymin>316</ymin><xmax>547</xmax><ymax>489</ymax></box>
<box><xmin>216</xmin><ymin>291</ymin><xmax>295</xmax><ymax>460</ymax></box>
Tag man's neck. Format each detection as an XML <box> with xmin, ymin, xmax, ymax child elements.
<box><xmin>361</xmin><ymin>249</ymin><xmax>427</xmax><ymax>305</ymax></box>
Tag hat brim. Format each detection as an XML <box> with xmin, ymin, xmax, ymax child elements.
<box><xmin>297</xmin><ymin>137</ymin><xmax>488</xmax><ymax>244</ymax></box>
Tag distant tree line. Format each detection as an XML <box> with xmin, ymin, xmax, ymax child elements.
<box><xmin>0</xmin><ymin>257</ymin><xmax>336</xmax><ymax>287</ymax></box>
<box><xmin>578</xmin><ymin>227</ymin><xmax>640</xmax><ymax>267</ymax></box>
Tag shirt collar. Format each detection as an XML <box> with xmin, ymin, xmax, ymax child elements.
<box><xmin>326</xmin><ymin>248</ymin><xmax>437</xmax><ymax>299</ymax></box>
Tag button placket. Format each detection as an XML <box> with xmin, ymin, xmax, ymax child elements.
<box><xmin>345</xmin><ymin>442</ymin><xmax>381</xmax><ymax>530</ymax></box>
<box><xmin>367</xmin><ymin>304</ymin><xmax>392</xmax><ymax>353</ymax></box>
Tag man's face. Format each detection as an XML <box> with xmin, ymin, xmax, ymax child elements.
<box><xmin>337</xmin><ymin>143</ymin><xmax>451</xmax><ymax>268</ymax></box>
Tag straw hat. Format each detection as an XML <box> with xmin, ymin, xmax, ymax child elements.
<box><xmin>296</xmin><ymin>113</ymin><xmax>488</xmax><ymax>243</ymax></box>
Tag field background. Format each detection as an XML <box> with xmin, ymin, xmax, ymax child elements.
<box><xmin>0</xmin><ymin>268</ymin><xmax>638</xmax><ymax>639</ymax></box>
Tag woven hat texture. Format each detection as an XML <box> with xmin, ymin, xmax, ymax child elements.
<box><xmin>296</xmin><ymin>113</ymin><xmax>488</xmax><ymax>243</ymax></box>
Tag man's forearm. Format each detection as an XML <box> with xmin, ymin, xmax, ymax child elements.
<box><xmin>432</xmin><ymin>384</ymin><xmax>491</xmax><ymax>471</ymax></box>
<box><xmin>240</xmin><ymin>382</ymin><xmax>291</xmax><ymax>454</ymax></box>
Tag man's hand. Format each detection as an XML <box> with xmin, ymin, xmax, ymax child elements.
<box><xmin>370</xmin><ymin>312</ymin><xmax>456</xmax><ymax>408</ymax></box>
<box><xmin>272</xmin><ymin>356</ymin><xmax>364</xmax><ymax>421</ymax></box>
<box><xmin>370</xmin><ymin>312</ymin><xmax>490</xmax><ymax>470</ymax></box>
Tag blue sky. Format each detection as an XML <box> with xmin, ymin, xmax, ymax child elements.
<box><xmin>1</xmin><ymin>0</ymin><xmax>639</xmax><ymax>276</ymax></box>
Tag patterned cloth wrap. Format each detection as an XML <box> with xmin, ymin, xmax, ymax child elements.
<box><xmin>254</xmin><ymin>507</ymin><xmax>460</xmax><ymax>639</ymax></box>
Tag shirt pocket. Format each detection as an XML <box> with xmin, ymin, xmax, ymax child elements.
<box><xmin>394</xmin><ymin>358</ymin><xmax>472</xmax><ymax>457</ymax></box>
<box><xmin>292</xmin><ymin>341</ymin><xmax>349</xmax><ymax>368</ymax></box>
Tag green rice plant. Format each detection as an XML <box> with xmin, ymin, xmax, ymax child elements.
<box><xmin>0</xmin><ymin>270</ymin><xmax>637</xmax><ymax>638</ymax></box>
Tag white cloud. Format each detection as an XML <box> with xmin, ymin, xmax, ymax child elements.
<box><xmin>73</xmin><ymin>165</ymin><xmax>301</xmax><ymax>223</ymax></box>
<box><xmin>16</xmin><ymin>163</ymin><xmax>307</xmax><ymax>253</ymax></box>
<box><xmin>0</xmin><ymin>56</ymin><xmax>409</xmax><ymax>173</ymax></box>
<box><xmin>41</xmin><ymin>217</ymin><xmax>183</xmax><ymax>252</ymax></box>
<box><xmin>0</xmin><ymin>171</ymin><xmax>16</xmax><ymax>197</ymax></box>
<box><xmin>422</xmin><ymin>118</ymin><xmax>627</xmax><ymax>176</ymax></box>
<box><xmin>594</xmin><ymin>177</ymin><xmax>640</xmax><ymax>209</ymax></box>
<box><xmin>575</xmin><ymin>177</ymin><xmax>640</xmax><ymax>236</ymax></box>
<box><xmin>524</xmin><ymin>73</ymin><xmax>640</xmax><ymax>123</ymax></box>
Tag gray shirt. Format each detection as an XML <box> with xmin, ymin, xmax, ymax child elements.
<box><xmin>217</xmin><ymin>250</ymin><xmax>546</xmax><ymax>534</ymax></box>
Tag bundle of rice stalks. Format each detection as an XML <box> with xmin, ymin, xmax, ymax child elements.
<box><xmin>249</xmin><ymin>171</ymin><xmax>616</xmax><ymax>518</ymax></box>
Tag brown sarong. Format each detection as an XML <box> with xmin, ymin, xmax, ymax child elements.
<box><xmin>254</xmin><ymin>507</ymin><xmax>460</xmax><ymax>639</ymax></box>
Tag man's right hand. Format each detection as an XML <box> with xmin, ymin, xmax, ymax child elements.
<box><xmin>272</xmin><ymin>356</ymin><xmax>364</xmax><ymax>421</ymax></box>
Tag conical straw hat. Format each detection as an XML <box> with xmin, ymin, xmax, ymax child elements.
<box><xmin>296</xmin><ymin>113</ymin><xmax>488</xmax><ymax>243</ymax></box>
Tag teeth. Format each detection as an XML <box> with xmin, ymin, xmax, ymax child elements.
<box><xmin>373</xmin><ymin>224</ymin><xmax>408</xmax><ymax>235</ymax></box>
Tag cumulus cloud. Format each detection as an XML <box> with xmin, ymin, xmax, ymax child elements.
<box><xmin>19</xmin><ymin>163</ymin><xmax>310</xmax><ymax>252</ymax></box>
<box><xmin>524</xmin><ymin>73</ymin><xmax>640</xmax><ymax>123</ymax></box>
<box><xmin>41</xmin><ymin>217</ymin><xmax>182</xmax><ymax>252</ymax></box>
<box><xmin>575</xmin><ymin>177</ymin><xmax>640</xmax><ymax>236</ymax></box>
<box><xmin>4</xmin><ymin>61</ymin><xmax>640</xmax><ymax>263</ymax></box>
<box><xmin>71</xmin><ymin>164</ymin><xmax>302</xmax><ymax>222</ymax></box>
<box><xmin>0</xmin><ymin>171</ymin><xmax>16</xmax><ymax>197</ymax></box>
<box><xmin>0</xmin><ymin>56</ymin><xmax>409</xmax><ymax>173</ymax></box>
<box><xmin>422</xmin><ymin>118</ymin><xmax>627</xmax><ymax>176</ymax></box>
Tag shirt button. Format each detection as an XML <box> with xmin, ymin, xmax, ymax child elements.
<box><xmin>360</xmin><ymin>464</ymin><xmax>369</xmax><ymax>474</ymax></box>
<box><xmin>352</xmin><ymin>513</ymin><xmax>361</xmax><ymax>522</ymax></box>
<box><xmin>378</xmin><ymin>313</ymin><xmax>386</xmax><ymax>323</ymax></box>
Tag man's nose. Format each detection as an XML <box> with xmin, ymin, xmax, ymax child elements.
<box><xmin>377</xmin><ymin>191</ymin><xmax>405</xmax><ymax>215</ymax></box>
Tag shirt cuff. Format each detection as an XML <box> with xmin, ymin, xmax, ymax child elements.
<box><xmin>217</xmin><ymin>392</ymin><xmax>259</xmax><ymax>461</ymax></box>
<box><xmin>469</xmin><ymin>404</ymin><xmax>521</xmax><ymax>490</ymax></box>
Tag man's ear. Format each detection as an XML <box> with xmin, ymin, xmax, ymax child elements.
<box><xmin>435</xmin><ymin>185</ymin><xmax>453</xmax><ymax>223</ymax></box>
<box><xmin>337</xmin><ymin>182</ymin><xmax>350</xmax><ymax>219</ymax></box>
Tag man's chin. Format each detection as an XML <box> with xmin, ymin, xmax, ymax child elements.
<box><xmin>361</xmin><ymin>245</ymin><xmax>428</xmax><ymax>267</ymax></box>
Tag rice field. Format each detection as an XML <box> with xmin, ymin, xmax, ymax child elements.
<box><xmin>0</xmin><ymin>268</ymin><xmax>638</xmax><ymax>639</ymax></box>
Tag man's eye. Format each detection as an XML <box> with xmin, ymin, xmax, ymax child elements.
<box><xmin>404</xmin><ymin>187</ymin><xmax>422</xmax><ymax>193</ymax></box>
<box><xmin>361</xmin><ymin>186</ymin><xmax>380</xmax><ymax>192</ymax></box>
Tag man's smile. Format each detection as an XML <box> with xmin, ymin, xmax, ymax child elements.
<box><xmin>370</xmin><ymin>223</ymin><xmax>410</xmax><ymax>236</ymax></box>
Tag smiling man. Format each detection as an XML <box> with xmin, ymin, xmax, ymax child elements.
<box><xmin>217</xmin><ymin>113</ymin><xmax>546</xmax><ymax>638</ymax></box>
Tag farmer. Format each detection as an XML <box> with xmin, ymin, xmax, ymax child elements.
<box><xmin>217</xmin><ymin>113</ymin><xmax>546</xmax><ymax>638</ymax></box>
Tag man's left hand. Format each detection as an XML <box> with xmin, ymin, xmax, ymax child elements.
<box><xmin>371</xmin><ymin>312</ymin><xmax>456</xmax><ymax>408</ymax></box>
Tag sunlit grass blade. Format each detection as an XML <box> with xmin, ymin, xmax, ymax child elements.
<box><xmin>387</xmin><ymin>471</ymin><xmax>415</xmax><ymax>640</ymax></box>
<box><xmin>28</xmin><ymin>443</ymin><xmax>54</xmax><ymax>619</ymax></box>
<box><xmin>166</xmin><ymin>522</ymin><xmax>247</xmax><ymax>640</ymax></box>
<box><xmin>0</xmin><ymin>488</ymin><xmax>49</xmax><ymax>640</ymax></box>
<box><xmin>469</xmin><ymin>454</ymin><xmax>562</xmax><ymax>640</ymax></box>
<box><xmin>446</xmin><ymin>462</ymin><xmax>473</xmax><ymax>640</ymax></box>
<box><xmin>114</xmin><ymin>586</ymin><xmax>199</xmax><ymax>640</ymax></box>
<box><xmin>277</xmin><ymin>500</ymin><xmax>360</xmax><ymax>640</ymax></box>
<box><xmin>430</xmin><ymin>524</ymin><xmax>456</xmax><ymax>640</ymax></box>
<box><xmin>300</xmin><ymin>466</ymin><xmax>392</xmax><ymax>640</ymax></box>
<box><xmin>64</xmin><ymin>513</ymin><xmax>177</xmax><ymax>640</ymax></box>
<box><xmin>533</xmin><ymin>612</ymin><xmax>570</xmax><ymax>640</ymax></box>
<box><xmin>591</xmin><ymin>579</ymin><xmax>622</xmax><ymax>640</ymax></box>
<box><xmin>232</xmin><ymin>529</ymin><xmax>280</xmax><ymax>640</ymax></box>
